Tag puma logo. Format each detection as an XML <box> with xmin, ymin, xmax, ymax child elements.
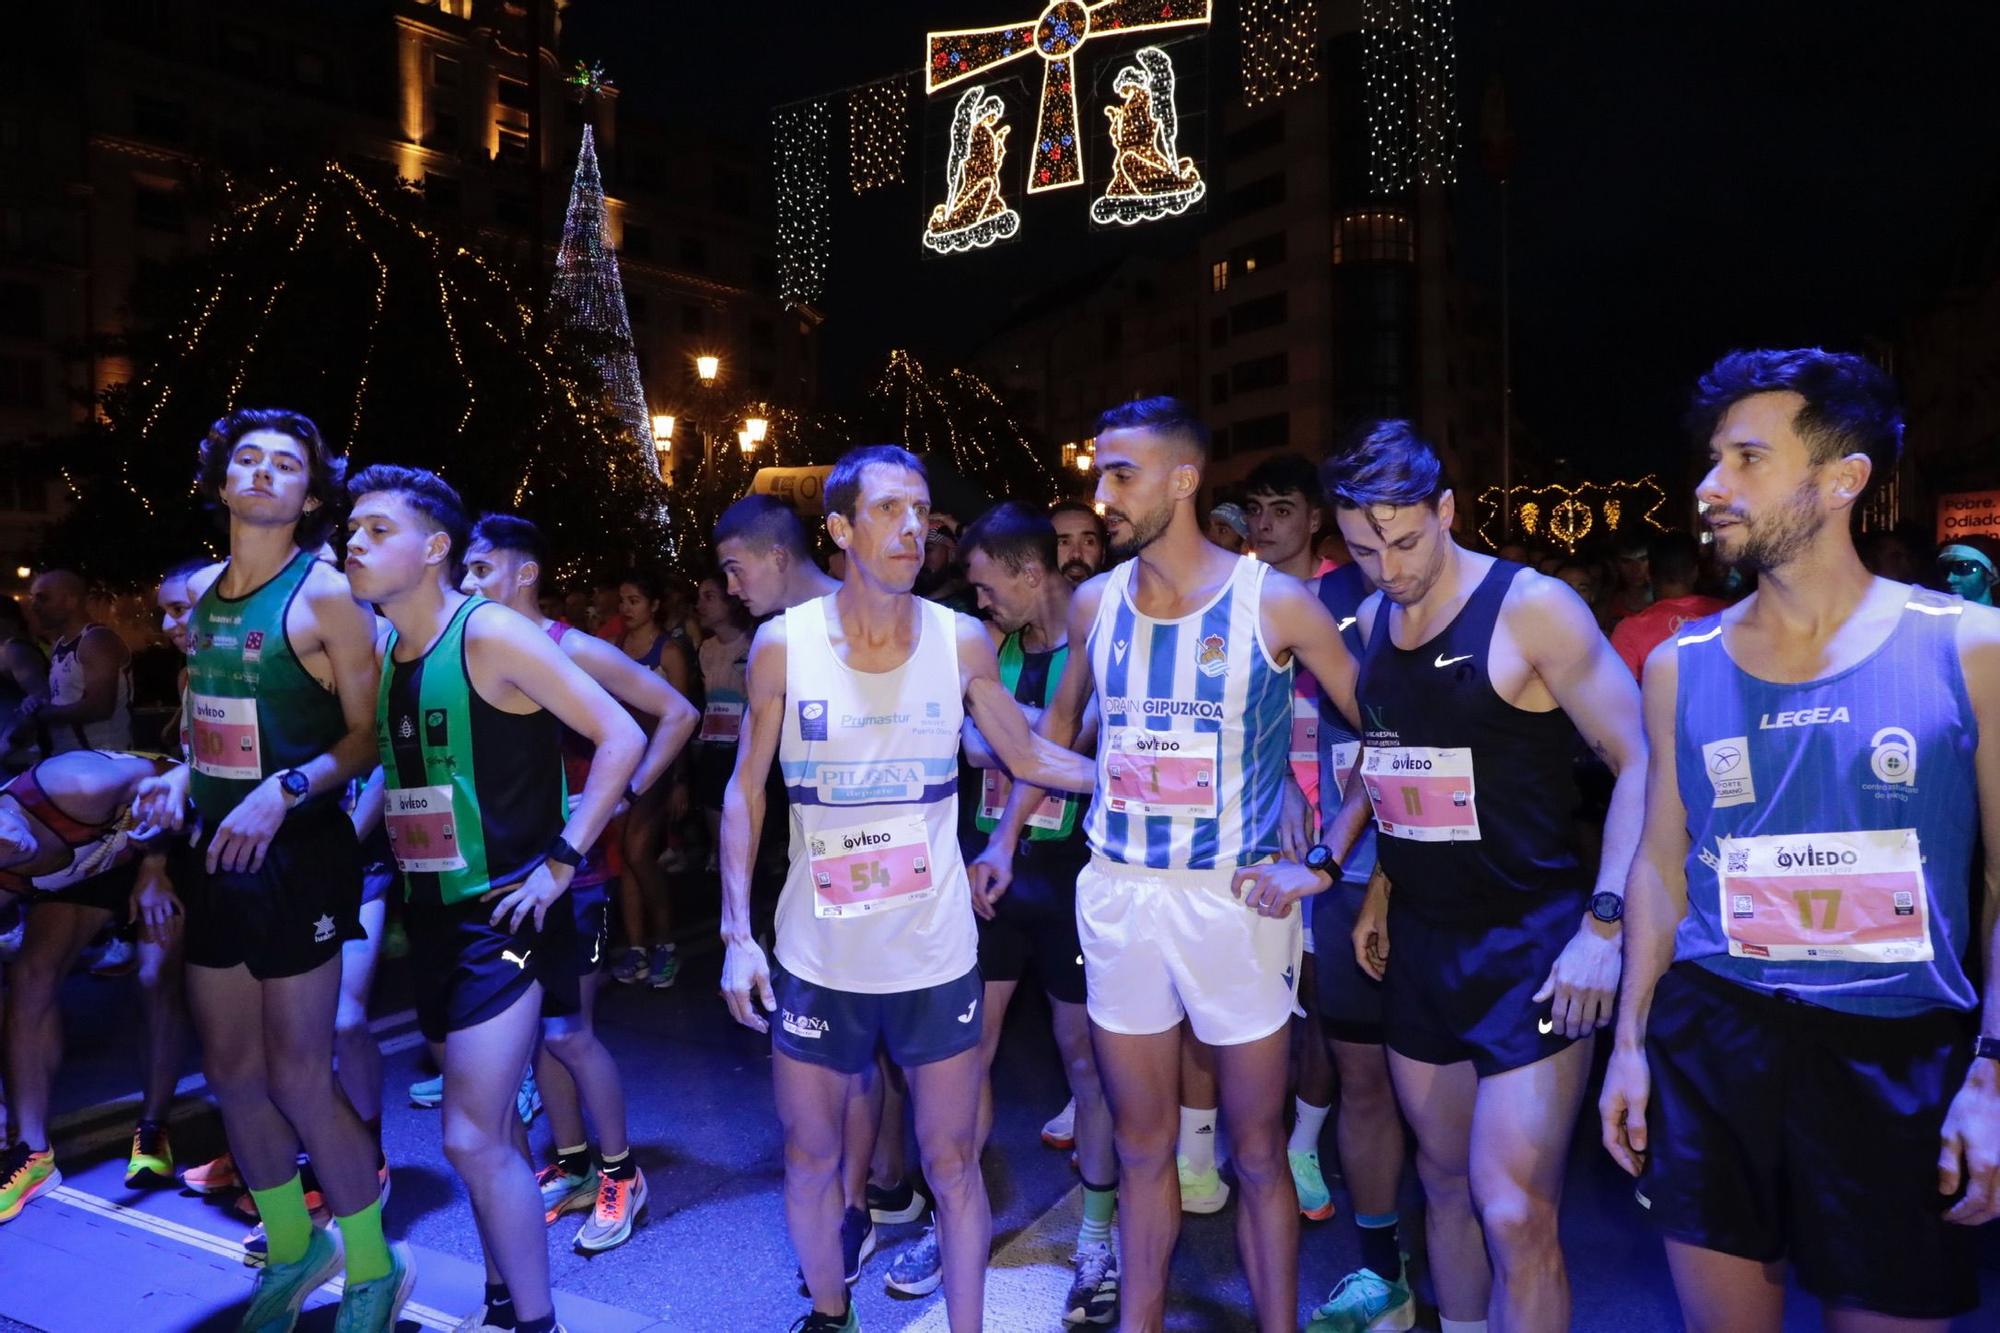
<box><xmin>502</xmin><ymin>948</ymin><xmax>532</xmax><ymax>970</ymax></box>
<box><xmin>1434</xmin><ymin>653</ymin><xmax>1473</xmax><ymax>669</ymax></box>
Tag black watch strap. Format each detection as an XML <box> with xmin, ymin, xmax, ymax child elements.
<box><xmin>547</xmin><ymin>835</ymin><xmax>585</xmax><ymax>869</ymax></box>
<box><xmin>1303</xmin><ymin>844</ymin><xmax>1340</xmax><ymax>881</ymax></box>
<box><xmin>1975</xmin><ymin>1035</ymin><xmax>2000</xmax><ymax>1063</ymax></box>
<box><xmin>1590</xmin><ymin>891</ymin><xmax>1625</xmax><ymax>924</ymax></box>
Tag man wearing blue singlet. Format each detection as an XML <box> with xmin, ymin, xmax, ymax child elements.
<box><xmin>1603</xmin><ymin>348</ymin><xmax>2000</xmax><ymax>1329</ymax></box>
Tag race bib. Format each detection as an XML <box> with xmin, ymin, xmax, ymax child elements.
<box><xmin>808</xmin><ymin>812</ymin><xmax>937</xmax><ymax>918</ymax></box>
<box><xmin>700</xmin><ymin>699</ymin><xmax>745</xmax><ymax>744</ymax></box>
<box><xmin>1327</xmin><ymin>740</ymin><xmax>1360</xmax><ymax>799</ymax></box>
<box><xmin>1361</xmin><ymin>745</ymin><xmax>1480</xmax><ymax>842</ymax></box>
<box><xmin>1289</xmin><ymin>696</ymin><xmax>1320</xmax><ymax>764</ymax></box>
<box><xmin>384</xmin><ymin>784</ymin><xmax>468</xmax><ymax>873</ymax></box>
<box><xmin>979</xmin><ymin>767</ymin><xmax>1071</xmax><ymax>832</ymax></box>
<box><xmin>1103</xmin><ymin>727</ymin><xmax>1220</xmax><ymax>819</ymax></box>
<box><xmin>188</xmin><ymin>693</ymin><xmax>262</xmax><ymax>781</ymax></box>
<box><xmin>1718</xmin><ymin>828</ymin><xmax>1932</xmax><ymax>963</ymax></box>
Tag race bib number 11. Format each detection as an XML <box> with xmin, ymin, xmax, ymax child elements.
<box><xmin>1361</xmin><ymin>745</ymin><xmax>1480</xmax><ymax>842</ymax></box>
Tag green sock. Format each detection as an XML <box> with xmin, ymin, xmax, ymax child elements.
<box><xmin>335</xmin><ymin>1199</ymin><xmax>393</xmax><ymax>1284</ymax></box>
<box><xmin>248</xmin><ymin>1174</ymin><xmax>314</xmax><ymax>1267</ymax></box>
<box><xmin>1079</xmin><ymin>1179</ymin><xmax>1117</xmax><ymax>1248</ymax></box>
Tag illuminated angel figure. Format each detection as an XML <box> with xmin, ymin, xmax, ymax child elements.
<box><xmin>1090</xmin><ymin>46</ymin><xmax>1205</xmax><ymax>226</ymax></box>
<box><xmin>923</xmin><ymin>85</ymin><xmax>1022</xmax><ymax>254</ymax></box>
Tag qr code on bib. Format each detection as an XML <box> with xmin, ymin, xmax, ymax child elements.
<box><xmin>1726</xmin><ymin>850</ymin><xmax>1748</xmax><ymax>873</ymax></box>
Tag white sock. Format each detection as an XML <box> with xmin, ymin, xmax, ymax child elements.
<box><xmin>1178</xmin><ymin>1105</ymin><xmax>1218</xmax><ymax>1174</ymax></box>
<box><xmin>1288</xmin><ymin>1096</ymin><xmax>1331</xmax><ymax>1155</ymax></box>
<box><xmin>1439</xmin><ymin>1319</ymin><xmax>1488</xmax><ymax>1333</ymax></box>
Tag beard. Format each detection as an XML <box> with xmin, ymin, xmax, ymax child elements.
<box><xmin>1718</xmin><ymin>480</ymin><xmax>1823</xmax><ymax>573</ymax></box>
<box><xmin>1061</xmin><ymin>559</ymin><xmax>1094</xmax><ymax>584</ymax></box>
<box><xmin>1106</xmin><ymin>499</ymin><xmax>1172</xmax><ymax>559</ymax></box>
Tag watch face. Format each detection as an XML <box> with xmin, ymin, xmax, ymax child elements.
<box><xmin>281</xmin><ymin>771</ymin><xmax>309</xmax><ymax>796</ymax></box>
<box><xmin>1591</xmin><ymin>892</ymin><xmax>1623</xmax><ymax>921</ymax></box>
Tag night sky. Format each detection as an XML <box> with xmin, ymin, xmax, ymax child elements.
<box><xmin>564</xmin><ymin>0</ymin><xmax>2000</xmax><ymax>479</ymax></box>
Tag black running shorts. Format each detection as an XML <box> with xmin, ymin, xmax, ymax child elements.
<box><xmin>405</xmin><ymin>885</ymin><xmax>582</xmax><ymax>1044</ymax></box>
<box><xmin>975</xmin><ymin>841</ymin><xmax>1087</xmax><ymax>1005</ymax></box>
<box><xmin>770</xmin><ymin>963</ymin><xmax>982</xmax><ymax>1075</ymax></box>
<box><xmin>184</xmin><ymin>805</ymin><xmax>364</xmax><ymax>980</ymax></box>
<box><xmin>1310</xmin><ymin>881</ymin><xmax>1385</xmax><ymax>1044</ymax></box>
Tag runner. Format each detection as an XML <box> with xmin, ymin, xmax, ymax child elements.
<box><xmin>979</xmin><ymin>397</ymin><xmax>1372</xmax><ymax>1333</ymax></box>
<box><xmin>345</xmin><ymin>467</ymin><xmax>642</xmax><ymax>1333</ymax></box>
<box><xmin>714</xmin><ymin>493</ymin><xmax>840</xmax><ymax>622</ymax></box>
<box><xmin>606</xmin><ymin>572</ymin><xmax>690</xmax><ymax>990</ymax></box>
<box><xmin>17</xmin><ymin>568</ymin><xmax>132</xmax><ymax>753</ymax></box>
<box><xmin>461</xmin><ymin>512</ymin><xmax>697</xmax><ymax>1254</ymax></box>
<box><xmin>944</xmin><ymin>501</ymin><xmax>1119</xmax><ymax>1325</ymax></box>
<box><xmin>1608</xmin><ymin>531</ymin><xmax>1726</xmax><ymax>682</ymax></box>
<box><xmin>0</xmin><ymin>748</ymin><xmax>186</xmax><ymax>1223</ymax></box>
<box><xmin>693</xmin><ymin>572</ymin><xmax>752</xmax><ymax>873</ymax></box>
<box><xmin>718</xmin><ymin>445</ymin><xmax>1095</xmax><ymax>1333</ymax></box>
<box><xmin>1050</xmin><ymin>499</ymin><xmax>1109</xmax><ymax>587</ymax></box>
<box><xmin>136</xmin><ymin>407</ymin><xmax>408</xmax><ymax>1331</ymax></box>
<box><xmin>1600</xmin><ymin>348</ymin><xmax>2000</xmax><ymax>1328</ymax></box>
<box><xmin>1329</xmin><ymin>420</ymin><xmax>1645</xmax><ymax>1332</ymax></box>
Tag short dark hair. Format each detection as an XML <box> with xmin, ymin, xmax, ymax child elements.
<box><xmin>1686</xmin><ymin>349</ymin><xmax>1903</xmax><ymax>490</ymax></box>
<box><xmin>195</xmin><ymin>407</ymin><xmax>346</xmax><ymax>549</ymax></box>
<box><xmin>961</xmin><ymin>501</ymin><xmax>1058</xmax><ymax>575</ymax></box>
<box><xmin>1320</xmin><ymin>420</ymin><xmax>1447</xmax><ymax>513</ymax></box>
<box><xmin>825</xmin><ymin>445</ymin><xmax>926</xmax><ymax>521</ymax></box>
<box><xmin>1094</xmin><ymin>395</ymin><xmax>1210</xmax><ymax>460</ymax></box>
<box><xmin>713</xmin><ymin>493</ymin><xmax>812</xmax><ymax>557</ymax></box>
<box><xmin>1049</xmin><ymin>499</ymin><xmax>1105</xmax><ymax>533</ymax></box>
<box><xmin>469</xmin><ymin>513</ymin><xmax>551</xmax><ymax>581</ymax></box>
<box><xmin>619</xmin><ymin>570</ymin><xmax>663</xmax><ymax>604</ymax></box>
<box><xmin>1244</xmin><ymin>453</ymin><xmax>1324</xmax><ymax>508</ymax></box>
<box><xmin>1648</xmin><ymin>530</ymin><xmax>1701</xmax><ymax>586</ymax></box>
<box><xmin>347</xmin><ymin>464</ymin><xmax>469</xmax><ymax>574</ymax></box>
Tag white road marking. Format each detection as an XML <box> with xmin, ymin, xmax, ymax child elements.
<box><xmin>895</xmin><ymin>1185</ymin><xmax>1098</xmax><ymax>1332</ymax></box>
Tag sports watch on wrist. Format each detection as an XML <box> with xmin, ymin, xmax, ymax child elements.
<box><xmin>547</xmin><ymin>834</ymin><xmax>585</xmax><ymax>869</ymax></box>
<box><xmin>1974</xmin><ymin>1036</ymin><xmax>2000</xmax><ymax>1063</ymax></box>
<box><xmin>1589</xmin><ymin>891</ymin><xmax>1625</xmax><ymax>925</ymax></box>
<box><xmin>1302</xmin><ymin>844</ymin><xmax>1340</xmax><ymax>885</ymax></box>
<box><xmin>275</xmin><ymin>768</ymin><xmax>310</xmax><ymax>803</ymax></box>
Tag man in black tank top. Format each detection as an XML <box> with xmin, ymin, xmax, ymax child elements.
<box><xmin>1325</xmin><ymin>422</ymin><xmax>1647</xmax><ymax>1332</ymax></box>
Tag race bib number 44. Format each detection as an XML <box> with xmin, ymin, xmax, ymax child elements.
<box><xmin>385</xmin><ymin>784</ymin><xmax>468</xmax><ymax>873</ymax></box>
<box><xmin>188</xmin><ymin>693</ymin><xmax>262</xmax><ymax>781</ymax></box>
<box><xmin>809</xmin><ymin>812</ymin><xmax>937</xmax><ymax>919</ymax></box>
<box><xmin>1719</xmin><ymin>828</ymin><xmax>1932</xmax><ymax>963</ymax></box>
<box><xmin>1103</xmin><ymin>727</ymin><xmax>1220</xmax><ymax>819</ymax></box>
<box><xmin>1361</xmin><ymin>745</ymin><xmax>1480</xmax><ymax>842</ymax></box>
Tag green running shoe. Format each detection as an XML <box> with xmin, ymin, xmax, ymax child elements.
<box><xmin>1176</xmin><ymin>1155</ymin><xmax>1230</xmax><ymax>1215</ymax></box>
<box><xmin>1306</xmin><ymin>1265</ymin><xmax>1416</xmax><ymax>1332</ymax></box>
<box><xmin>1289</xmin><ymin>1148</ymin><xmax>1335</xmax><ymax>1220</ymax></box>
<box><xmin>238</xmin><ymin>1224</ymin><xmax>340</xmax><ymax>1332</ymax></box>
<box><xmin>0</xmin><ymin>1143</ymin><xmax>60</xmax><ymax>1223</ymax></box>
<box><xmin>332</xmin><ymin>1241</ymin><xmax>415</xmax><ymax>1332</ymax></box>
<box><xmin>126</xmin><ymin>1119</ymin><xmax>174</xmax><ymax>1188</ymax></box>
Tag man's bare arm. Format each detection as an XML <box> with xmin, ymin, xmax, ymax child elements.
<box><xmin>959</xmin><ymin>618</ymin><xmax>1092</xmax><ymax>795</ymax></box>
<box><xmin>298</xmin><ymin>569</ymin><xmax>386</xmax><ymax>797</ymax></box>
<box><xmin>562</xmin><ymin>629</ymin><xmax>698</xmax><ymax>795</ymax></box>
<box><xmin>1614</xmin><ymin>639</ymin><xmax>1692</xmax><ymax>1049</ymax></box>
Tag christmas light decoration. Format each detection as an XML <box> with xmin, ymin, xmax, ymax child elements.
<box><xmin>1241</xmin><ymin>0</ymin><xmax>1320</xmax><ymax>106</ymax></box>
<box><xmin>924</xmin><ymin>86</ymin><xmax>1022</xmax><ymax>253</ymax></box>
<box><xmin>1362</xmin><ymin>0</ymin><xmax>1462</xmax><ymax>192</ymax></box>
<box><xmin>848</xmin><ymin>76</ymin><xmax>910</xmax><ymax>194</ymax></box>
<box><xmin>1475</xmin><ymin>478</ymin><xmax>1669</xmax><ymax>553</ymax></box>
<box><xmin>872</xmin><ymin>349</ymin><xmax>1060</xmax><ymax>501</ymax></box>
<box><xmin>927</xmin><ymin>0</ymin><xmax>1212</xmax><ymax>196</ymax></box>
<box><xmin>549</xmin><ymin>124</ymin><xmax>655</xmax><ymax>462</ymax></box>
<box><xmin>773</xmin><ymin>98</ymin><xmax>832</xmax><ymax>307</ymax></box>
<box><xmin>1089</xmin><ymin>46</ymin><xmax>1205</xmax><ymax>226</ymax></box>
<box><xmin>569</xmin><ymin>60</ymin><xmax>613</xmax><ymax>95</ymax></box>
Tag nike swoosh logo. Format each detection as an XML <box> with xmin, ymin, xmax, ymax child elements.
<box><xmin>1537</xmin><ymin>1017</ymin><xmax>1555</xmax><ymax>1036</ymax></box>
<box><xmin>1435</xmin><ymin>653</ymin><xmax>1473</xmax><ymax>669</ymax></box>
<box><xmin>957</xmin><ymin>999</ymin><xmax>978</xmax><ymax>1024</ymax></box>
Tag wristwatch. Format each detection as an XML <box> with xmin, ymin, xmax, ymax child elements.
<box><xmin>1302</xmin><ymin>844</ymin><xmax>1341</xmax><ymax>885</ymax></box>
<box><xmin>1589</xmin><ymin>891</ymin><xmax>1625</xmax><ymax>925</ymax></box>
<box><xmin>547</xmin><ymin>834</ymin><xmax>585</xmax><ymax>869</ymax></box>
<box><xmin>1974</xmin><ymin>1036</ymin><xmax>2000</xmax><ymax>1063</ymax></box>
<box><xmin>275</xmin><ymin>768</ymin><xmax>310</xmax><ymax>803</ymax></box>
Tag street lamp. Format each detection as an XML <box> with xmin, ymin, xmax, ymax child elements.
<box><xmin>745</xmin><ymin>416</ymin><xmax>769</xmax><ymax>444</ymax></box>
<box><xmin>652</xmin><ymin>414</ymin><xmax>675</xmax><ymax>444</ymax></box>
<box><xmin>737</xmin><ymin>429</ymin><xmax>755</xmax><ymax>456</ymax></box>
<box><xmin>695</xmin><ymin>354</ymin><xmax>720</xmax><ymax>383</ymax></box>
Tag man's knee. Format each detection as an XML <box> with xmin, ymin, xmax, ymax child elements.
<box><xmin>541</xmin><ymin>1023</ymin><xmax>597</xmax><ymax>1065</ymax></box>
<box><xmin>1112</xmin><ymin>1116</ymin><xmax>1176</xmax><ymax>1173</ymax></box>
<box><xmin>442</xmin><ymin>1116</ymin><xmax>510</xmax><ymax>1174</ymax></box>
<box><xmin>265</xmin><ymin>1057</ymin><xmax>334</xmax><ymax>1115</ymax></box>
<box><xmin>916</xmin><ymin>1131</ymin><xmax>980</xmax><ymax>1196</ymax></box>
<box><xmin>1476</xmin><ymin>1187</ymin><xmax>1559</xmax><ymax>1259</ymax></box>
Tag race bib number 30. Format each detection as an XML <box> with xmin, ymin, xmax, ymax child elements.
<box><xmin>1718</xmin><ymin>828</ymin><xmax>1932</xmax><ymax>963</ymax></box>
<box><xmin>809</xmin><ymin>812</ymin><xmax>937</xmax><ymax>919</ymax></box>
<box><xmin>1361</xmin><ymin>746</ymin><xmax>1480</xmax><ymax>842</ymax></box>
<box><xmin>188</xmin><ymin>693</ymin><xmax>262</xmax><ymax>781</ymax></box>
<box><xmin>385</xmin><ymin>784</ymin><xmax>468</xmax><ymax>873</ymax></box>
<box><xmin>1103</xmin><ymin>727</ymin><xmax>1220</xmax><ymax>819</ymax></box>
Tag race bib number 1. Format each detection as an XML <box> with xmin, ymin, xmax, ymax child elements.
<box><xmin>1718</xmin><ymin>828</ymin><xmax>1932</xmax><ymax>963</ymax></box>
<box><xmin>188</xmin><ymin>693</ymin><xmax>262</xmax><ymax>781</ymax></box>
<box><xmin>1361</xmin><ymin>745</ymin><xmax>1480</xmax><ymax>842</ymax></box>
<box><xmin>385</xmin><ymin>784</ymin><xmax>468</xmax><ymax>873</ymax></box>
<box><xmin>809</xmin><ymin>812</ymin><xmax>937</xmax><ymax>919</ymax></box>
<box><xmin>1103</xmin><ymin>727</ymin><xmax>1220</xmax><ymax>819</ymax></box>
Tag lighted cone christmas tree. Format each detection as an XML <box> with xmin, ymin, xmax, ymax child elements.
<box><xmin>551</xmin><ymin>124</ymin><xmax>656</xmax><ymax>461</ymax></box>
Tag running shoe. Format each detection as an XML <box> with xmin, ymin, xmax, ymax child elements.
<box><xmin>1063</xmin><ymin>1242</ymin><xmax>1119</xmax><ymax>1326</ymax></box>
<box><xmin>182</xmin><ymin>1151</ymin><xmax>242</xmax><ymax>1194</ymax></box>
<box><xmin>408</xmin><ymin>1074</ymin><xmax>444</xmax><ymax>1109</ymax></box>
<box><xmin>646</xmin><ymin>943</ymin><xmax>680</xmax><ymax>989</ymax></box>
<box><xmin>789</xmin><ymin>1306</ymin><xmax>859</xmax><ymax>1333</ymax></box>
<box><xmin>238</xmin><ymin>1223</ymin><xmax>341</xmax><ymax>1332</ymax></box>
<box><xmin>332</xmin><ymin>1241</ymin><xmax>415</xmax><ymax>1332</ymax></box>
<box><xmin>1306</xmin><ymin>1266</ymin><xmax>1417</xmax><ymax>1332</ymax></box>
<box><xmin>796</xmin><ymin>1205</ymin><xmax>876</xmax><ymax>1294</ymax></box>
<box><xmin>237</xmin><ymin>1183</ymin><xmax>330</xmax><ymax>1257</ymax></box>
<box><xmin>1290</xmin><ymin>1148</ymin><xmax>1336</xmax><ymax>1221</ymax></box>
<box><xmin>449</xmin><ymin>1310</ymin><xmax>509</xmax><ymax>1332</ymax></box>
<box><xmin>0</xmin><ymin>1143</ymin><xmax>59</xmax><ymax>1223</ymax></box>
<box><xmin>865</xmin><ymin>1177</ymin><xmax>928</xmax><ymax>1226</ymax></box>
<box><xmin>538</xmin><ymin>1160</ymin><xmax>600</xmax><ymax>1224</ymax></box>
<box><xmin>126</xmin><ymin>1120</ymin><xmax>175</xmax><ymax>1188</ymax></box>
<box><xmin>516</xmin><ymin>1071</ymin><xmax>541</xmax><ymax>1125</ymax></box>
<box><xmin>882</xmin><ymin>1223</ymin><xmax>940</xmax><ymax>1296</ymax></box>
<box><xmin>89</xmin><ymin>933</ymin><xmax>136</xmax><ymax>977</ymax></box>
<box><xmin>574</xmin><ymin>1168</ymin><xmax>647</xmax><ymax>1252</ymax></box>
<box><xmin>610</xmin><ymin>946</ymin><xmax>648</xmax><ymax>985</ymax></box>
<box><xmin>1041</xmin><ymin>1097</ymin><xmax>1077</xmax><ymax>1150</ymax></box>
<box><xmin>1176</xmin><ymin>1155</ymin><xmax>1230</xmax><ymax>1214</ymax></box>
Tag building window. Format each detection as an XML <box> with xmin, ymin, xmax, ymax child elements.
<box><xmin>682</xmin><ymin>305</ymin><xmax>705</xmax><ymax>335</ymax></box>
<box><xmin>1232</xmin><ymin>351</ymin><xmax>1289</xmax><ymax>394</ymax></box>
<box><xmin>621</xmin><ymin>223</ymin><xmax>652</xmax><ymax>259</ymax></box>
<box><xmin>679</xmin><ymin>237</ymin><xmax>708</xmax><ymax>271</ymax></box>
<box><xmin>1210</xmin><ymin>260</ymin><xmax>1228</xmax><ymax>293</ymax></box>
<box><xmin>1230</xmin><ymin>231</ymin><xmax>1287</xmax><ymax>275</ymax></box>
<box><xmin>1227</xmin><ymin>172</ymin><xmax>1286</xmax><ymax>217</ymax></box>
<box><xmin>0</xmin><ymin>281</ymin><xmax>44</xmax><ymax>338</ymax></box>
<box><xmin>133</xmin><ymin>183</ymin><xmax>185</xmax><ymax>232</ymax></box>
<box><xmin>428</xmin><ymin>111</ymin><xmax>460</xmax><ymax>152</ymax></box>
<box><xmin>0</xmin><ymin>355</ymin><xmax>45</xmax><ymax>409</ymax></box>
<box><xmin>1333</xmin><ymin>209</ymin><xmax>1414</xmax><ymax>265</ymax></box>
<box><xmin>497</xmin><ymin>77</ymin><xmax>532</xmax><ymax>112</ymax></box>
<box><xmin>432</xmin><ymin>53</ymin><xmax>461</xmax><ymax>88</ymax></box>
<box><xmin>496</xmin><ymin>130</ymin><xmax>528</xmax><ymax>166</ymax></box>
<box><xmin>1223</xmin><ymin>112</ymin><xmax>1285</xmax><ymax>160</ymax></box>
<box><xmin>1234</xmin><ymin>412</ymin><xmax>1291</xmax><ymax>453</ymax></box>
<box><xmin>1230</xmin><ymin>292</ymin><xmax>1288</xmax><ymax>336</ymax></box>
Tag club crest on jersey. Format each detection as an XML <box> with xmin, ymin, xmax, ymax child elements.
<box><xmin>1194</xmin><ymin>634</ymin><xmax>1227</xmax><ymax>678</ymax></box>
<box><xmin>798</xmin><ymin>699</ymin><xmax>829</xmax><ymax>741</ymax></box>
<box><xmin>241</xmin><ymin>630</ymin><xmax>264</xmax><ymax>663</ymax></box>
<box><xmin>1867</xmin><ymin>725</ymin><xmax>1917</xmax><ymax>792</ymax></box>
<box><xmin>1701</xmin><ymin>735</ymin><xmax>1755</xmax><ymax>808</ymax></box>
<box><xmin>1113</xmin><ymin>639</ymin><xmax>1129</xmax><ymax>665</ymax></box>
<box><xmin>397</xmin><ymin>713</ymin><xmax>416</xmax><ymax>741</ymax></box>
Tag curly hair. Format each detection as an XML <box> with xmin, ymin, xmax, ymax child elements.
<box><xmin>194</xmin><ymin>407</ymin><xmax>346</xmax><ymax>549</ymax></box>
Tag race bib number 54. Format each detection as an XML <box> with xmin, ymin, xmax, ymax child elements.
<box><xmin>1361</xmin><ymin>745</ymin><xmax>1480</xmax><ymax>842</ymax></box>
<box><xmin>809</xmin><ymin>812</ymin><xmax>937</xmax><ymax>919</ymax></box>
<box><xmin>1719</xmin><ymin>828</ymin><xmax>1932</xmax><ymax>963</ymax></box>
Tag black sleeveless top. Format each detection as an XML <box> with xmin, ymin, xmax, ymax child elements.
<box><xmin>1356</xmin><ymin>560</ymin><xmax>1586</xmax><ymax>923</ymax></box>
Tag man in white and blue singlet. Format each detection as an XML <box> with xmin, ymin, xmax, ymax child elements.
<box><xmin>719</xmin><ymin>445</ymin><xmax>1095</xmax><ymax>1333</ymax></box>
<box><xmin>977</xmin><ymin>397</ymin><xmax>1375</xmax><ymax>1333</ymax></box>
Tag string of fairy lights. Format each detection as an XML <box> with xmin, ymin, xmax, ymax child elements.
<box><xmin>848</xmin><ymin>75</ymin><xmax>910</xmax><ymax>194</ymax></box>
<box><xmin>1362</xmin><ymin>0</ymin><xmax>1462</xmax><ymax>193</ymax></box>
<box><xmin>773</xmin><ymin>98</ymin><xmax>832</xmax><ymax>308</ymax></box>
<box><xmin>1241</xmin><ymin>0</ymin><xmax>1321</xmax><ymax>106</ymax></box>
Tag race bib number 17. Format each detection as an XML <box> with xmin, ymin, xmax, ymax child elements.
<box><xmin>1718</xmin><ymin>828</ymin><xmax>1932</xmax><ymax>963</ymax></box>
